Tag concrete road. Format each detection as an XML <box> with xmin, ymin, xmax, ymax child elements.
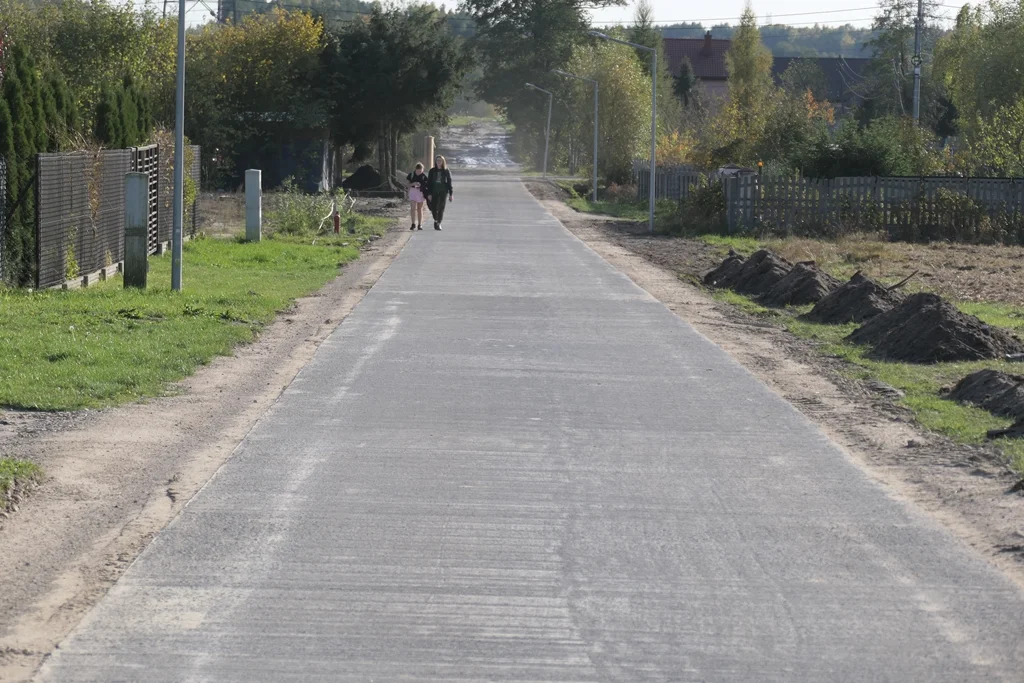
<box><xmin>40</xmin><ymin>178</ymin><xmax>1024</xmax><ymax>682</ymax></box>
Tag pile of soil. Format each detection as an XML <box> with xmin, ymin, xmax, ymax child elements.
<box><xmin>758</xmin><ymin>262</ymin><xmax>842</xmax><ymax>308</ymax></box>
<box><xmin>702</xmin><ymin>250</ymin><xmax>746</xmax><ymax>287</ymax></box>
<box><xmin>989</xmin><ymin>420</ymin><xmax>1024</xmax><ymax>439</ymax></box>
<box><xmin>802</xmin><ymin>273</ymin><xmax>904</xmax><ymax>324</ymax></box>
<box><xmin>944</xmin><ymin>369</ymin><xmax>1024</xmax><ymax>420</ymax></box>
<box><xmin>341</xmin><ymin>165</ymin><xmax>383</xmax><ymax>191</ymax></box>
<box><xmin>847</xmin><ymin>292</ymin><xmax>1024</xmax><ymax>363</ymax></box>
<box><xmin>705</xmin><ymin>249</ymin><xmax>793</xmax><ymax>296</ymax></box>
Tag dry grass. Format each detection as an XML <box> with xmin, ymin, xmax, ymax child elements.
<box><xmin>761</xmin><ymin>235</ymin><xmax>1024</xmax><ymax>306</ymax></box>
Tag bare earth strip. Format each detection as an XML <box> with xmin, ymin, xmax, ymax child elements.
<box><xmin>527</xmin><ymin>183</ymin><xmax>1024</xmax><ymax>590</ymax></box>
<box><xmin>0</xmin><ymin>227</ymin><xmax>410</xmax><ymax>682</ymax></box>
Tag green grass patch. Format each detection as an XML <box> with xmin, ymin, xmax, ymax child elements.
<box><xmin>697</xmin><ymin>234</ymin><xmax>763</xmax><ymax>256</ymax></box>
<box><xmin>447</xmin><ymin>114</ymin><xmax>513</xmax><ymax>130</ymax></box>
<box><xmin>566</xmin><ymin>195</ymin><xmax>680</xmax><ymax>225</ymax></box>
<box><xmin>711</xmin><ymin>290</ymin><xmax>782</xmax><ymax>319</ymax></box>
<box><xmin>0</xmin><ymin>458</ymin><xmax>43</xmax><ymax>509</ymax></box>
<box><xmin>0</xmin><ymin>237</ymin><xmax>364</xmax><ymax>410</ymax></box>
<box><xmin>779</xmin><ymin>307</ymin><xmax>1024</xmax><ymax>471</ymax></box>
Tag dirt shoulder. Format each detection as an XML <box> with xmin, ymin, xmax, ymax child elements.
<box><xmin>525</xmin><ymin>180</ymin><xmax>1024</xmax><ymax>589</ymax></box>
<box><xmin>0</xmin><ymin>225</ymin><xmax>411</xmax><ymax>682</ymax></box>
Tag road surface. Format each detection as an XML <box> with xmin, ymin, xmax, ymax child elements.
<box><xmin>40</xmin><ymin>178</ymin><xmax>1024</xmax><ymax>681</ymax></box>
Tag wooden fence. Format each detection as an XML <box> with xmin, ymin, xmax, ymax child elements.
<box><xmin>723</xmin><ymin>175</ymin><xmax>1024</xmax><ymax>241</ymax></box>
<box><xmin>632</xmin><ymin>161</ymin><xmax>702</xmax><ymax>202</ymax></box>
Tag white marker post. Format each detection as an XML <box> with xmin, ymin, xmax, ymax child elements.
<box><xmin>245</xmin><ymin>169</ymin><xmax>262</xmax><ymax>242</ymax></box>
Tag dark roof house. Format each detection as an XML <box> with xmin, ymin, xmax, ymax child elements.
<box><xmin>771</xmin><ymin>57</ymin><xmax>871</xmax><ymax>108</ymax></box>
<box><xmin>664</xmin><ymin>32</ymin><xmax>731</xmax><ymax>81</ymax></box>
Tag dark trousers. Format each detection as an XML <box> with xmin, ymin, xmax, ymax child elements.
<box><xmin>429</xmin><ymin>194</ymin><xmax>448</xmax><ymax>223</ymax></box>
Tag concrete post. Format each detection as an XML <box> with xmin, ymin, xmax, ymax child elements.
<box><xmin>245</xmin><ymin>169</ymin><xmax>262</xmax><ymax>242</ymax></box>
<box><xmin>124</xmin><ymin>172</ymin><xmax>149</xmax><ymax>289</ymax></box>
<box><xmin>424</xmin><ymin>136</ymin><xmax>435</xmax><ymax>169</ymax></box>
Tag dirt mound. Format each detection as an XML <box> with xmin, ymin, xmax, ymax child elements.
<box><xmin>989</xmin><ymin>419</ymin><xmax>1024</xmax><ymax>440</ymax></box>
<box><xmin>945</xmin><ymin>369</ymin><xmax>1024</xmax><ymax>420</ymax></box>
<box><xmin>703</xmin><ymin>250</ymin><xmax>745</xmax><ymax>287</ymax></box>
<box><xmin>847</xmin><ymin>292</ymin><xmax>1024</xmax><ymax>363</ymax></box>
<box><xmin>341</xmin><ymin>165</ymin><xmax>383</xmax><ymax>191</ymax></box>
<box><xmin>705</xmin><ymin>249</ymin><xmax>792</xmax><ymax>295</ymax></box>
<box><xmin>802</xmin><ymin>272</ymin><xmax>903</xmax><ymax>324</ymax></box>
<box><xmin>758</xmin><ymin>261</ymin><xmax>841</xmax><ymax>307</ymax></box>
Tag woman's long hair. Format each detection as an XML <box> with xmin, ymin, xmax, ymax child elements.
<box><xmin>434</xmin><ymin>155</ymin><xmax>447</xmax><ymax>170</ymax></box>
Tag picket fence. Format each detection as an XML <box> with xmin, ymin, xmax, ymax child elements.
<box><xmin>724</xmin><ymin>175</ymin><xmax>1024</xmax><ymax>237</ymax></box>
<box><xmin>632</xmin><ymin>160</ymin><xmax>702</xmax><ymax>202</ymax></box>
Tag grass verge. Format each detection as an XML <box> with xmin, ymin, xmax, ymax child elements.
<box><xmin>712</xmin><ymin>289</ymin><xmax>1024</xmax><ymax>471</ymax></box>
<box><xmin>0</xmin><ymin>458</ymin><xmax>43</xmax><ymax>512</ymax></box>
<box><xmin>0</xmin><ymin>235</ymin><xmax>371</xmax><ymax>411</ymax></box>
<box><xmin>567</xmin><ymin>193</ymin><xmax>1024</xmax><ymax>470</ymax></box>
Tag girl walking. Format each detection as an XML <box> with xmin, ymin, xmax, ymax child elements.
<box><xmin>406</xmin><ymin>163</ymin><xmax>428</xmax><ymax>231</ymax></box>
<box><xmin>426</xmin><ymin>155</ymin><xmax>453</xmax><ymax>230</ymax></box>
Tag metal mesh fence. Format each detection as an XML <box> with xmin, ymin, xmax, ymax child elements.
<box><xmin>158</xmin><ymin>145</ymin><xmax>202</xmax><ymax>244</ymax></box>
<box><xmin>36</xmin><ymin>151</ymin><xmax>130</xmax><ymax>289</ymax></box>
<box><xmin>0</xmin><ymin>156</ymin><xmax>6</xmax><ymax>283</ymax></box>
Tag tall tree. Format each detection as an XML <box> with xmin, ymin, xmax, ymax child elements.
<box><xmin>935</xmin><ymin>1</ymin><xmax>1024</xmax><ymax>139</ymax></box>
<box><xmin>324</xmin><ymin>4</ymin><xmax>472</xmax><ymax>183</ymax></box>
<box><xmin>464</xmin><ymin>0</ymin><xmax>624</xmax><ymax>168</ymax></box>
<box><xmin>859</xmin><ymin>0</ymin><xmax>947</xmax><ymax>129</ymax></box>
<box><xmin>723</xmin><ymin>6</ymin><xmax>774</xmax><ymax>141</ymax></box>
<box><xmin>565</xmin><ymin>37</ymin><xmax>652</xmax><ymax>183</ymax></box>
<box><xmin>628</xmin><ymin>0</ymin><xmax>681</xmax><ymax>132</ymax></box>
<box><xmin>673</xmin><ymin>57</ymin><xmax>696</xmax><ymax>107</ymax></box>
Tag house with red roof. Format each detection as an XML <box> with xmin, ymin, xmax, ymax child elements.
<box><xmin>663</xmin><ymin>32</ymin><xmax>731</xmax><ymax>106</ymax></box>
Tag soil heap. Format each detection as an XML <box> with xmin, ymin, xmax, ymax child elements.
<box><xmin>703</xmin><ymin>251</ymin><xmax>745</xmax><ymax>287</ymax></box>
<box><xmin>989</xmin><ymin>420</ymin><xmax>1024</xmax><ymax>439</ymax></box>
<box><xmin>945</xmin><ymin>369</ymin><xmax>1024</xmax><ymax>419</ymax></box>
<box><xmin>847</xmin><ymin>293</ymin><xmax>1024</xmax><ymax>363</ymax></box>
<box><xmin>341</xmin><ymin>165</ymin><xmax>383</xmax><ymax>191</ymax></box>
<box><xmin>944</xmin><ymin>369</ymin><xmax>1024</xmax><ymax>440</ymax></box>
<box><xmin>758</xmin><ymin>262</ymin><xmax>841</xmax><ymax>307</ymax></box>
<box><xmin>802</xmin><ymin>272</ymin><xmax>903</xmax><ymax>324</ymax></box>
<box><xmin>705</xmin><ymin>249</ymin><xmax>793</xmax><ymax>296</ymax></box>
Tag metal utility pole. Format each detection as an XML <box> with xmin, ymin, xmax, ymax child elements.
<box><xmin>590</xmin><ymin>31</ymin><xmax>656</xmax><ymax>234</ymax></box>
<box><xmin>553</xmin><ymin>69</ymin><xmax>599</xmax><ymax>203</ymax></box>
<box><xmin>525</xmin><ymin>83</ymin><xmax>553</xmax><ymax>178</ymax></box>
<box><xmin>912</xmin><ymin>0</ymin><xmax>923</xmax><ymax>124</ymax></box>
<box><xmin>172</xmin><ymin>0</ymin><xmax>186</xmax><ymax>291</ymax></box>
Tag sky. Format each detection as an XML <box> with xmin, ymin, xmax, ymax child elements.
<box><xmin>588</xmin><ymin>0</ymin><xmax>964</xmax><ymax>29</ymax></box>
<box><xmin>159</xmin><ymin>0</ymin><xmax>968</xmax><ymax>29</ymax></box>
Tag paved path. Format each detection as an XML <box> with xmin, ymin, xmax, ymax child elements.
<box><xmin>41</xmin><ymin>178</ymin><xmax>1024</xmax><ymax>681</ymax></box>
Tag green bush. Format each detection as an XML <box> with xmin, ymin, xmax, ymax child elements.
<box><xmin>266</xmin><ymin>181</ymin><xmax>345</xmax><ymax>237</ymax></box>
<box><xmin>679</xmin><ymin>176</ymin><xmax>726</xmax><ymax>233</ymax></box>
<box><xmin>796</xmin><ymin>116</ymin><xmax>943</xmax><ymax>179</ymax></box>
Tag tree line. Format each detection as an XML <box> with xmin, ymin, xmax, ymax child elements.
<box><xmin>0</xmin><ymin>0</ymin><xmax>470</xmax><ymax>286</ymax></box>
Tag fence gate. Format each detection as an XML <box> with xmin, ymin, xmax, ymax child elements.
<box><xmin>131</xmin><ymin>145</ymin><xmax>161</xmax><ymax>254</ymax></box>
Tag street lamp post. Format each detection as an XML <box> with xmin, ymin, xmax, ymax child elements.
<box><xmin>525</xmin><ymin>83</ymin><xmax>553</xmax><ymax>178</ymax></box>
<box><xmin>171</xmin><ymin>0</ymin><xmax>186</xmax><ymax>291</ymax></box>
<box><xmin>589</xmin><ymin>30</ymin><xmax>656</xmax><ymax>234</ymax></box>
<box><xmin>552</xmin><ymin>69</ymin><xmax>599</xmax><ymax>203</ymax></box>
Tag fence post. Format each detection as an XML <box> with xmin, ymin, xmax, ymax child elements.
<box><xmin>424</xmin><ymin>136</ymin><xmax>435</xmax><ymax>169</ymax></box>
<box><xmin>245</xmin><ymin>169</ymin><xmax>262</xmax><ymax>243</ymax></box>
<box><xmin>124</xmin><ymin>172</ymin><xmax>149</xmax><ymax>289</ymax></box>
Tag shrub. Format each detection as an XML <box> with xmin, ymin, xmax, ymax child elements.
<box><xmin>266</xmin><ymin>180</ymin><xmax>345</xmax><ymax>237</ymax></box>
<box><xmin>604</xmin><ymin>182</ymin><xmax>637</xmax><ymax>201</ymax></box>
<box><xmin>680</xmin><ymin>177</ymin><xmax>726</xmax><ymax>233</ymax></box>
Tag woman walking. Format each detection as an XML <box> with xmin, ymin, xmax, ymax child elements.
<box><xmin>406</xmin><ymin>163</ymin><xmax>428</xmax><ymax>231</ymax></box>
<box><xmin>426</xmin><ymin>155</ymin><xmax>453</xmax><ymax>231</ymax></box>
